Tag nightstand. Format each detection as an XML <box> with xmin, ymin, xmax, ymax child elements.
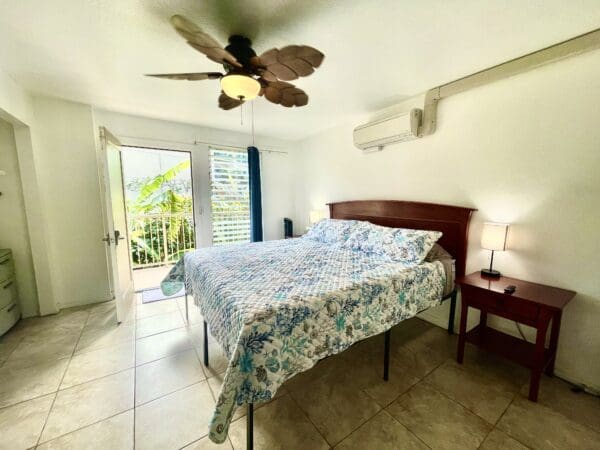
<box><xmin>456</xmin><ymin>272</ymin><xmax>575</xmax><ymax>402</ymax></box>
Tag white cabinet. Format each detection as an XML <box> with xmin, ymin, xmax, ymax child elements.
<box><xmin>0</xmin><ymin>249</ymin><xmax>20</xmax><ymax>336</ymax></box>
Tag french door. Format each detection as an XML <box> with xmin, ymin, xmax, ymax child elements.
<box><xmin>99</xmin><ymin>127</ymin><xmax>134</xmax><ymax>323</ymax></box>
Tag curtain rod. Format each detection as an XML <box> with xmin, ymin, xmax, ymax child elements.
<box><xmin>116</xmin><ymin>134</ymin><xmax>288</xmax><ymax>155</ymax></box>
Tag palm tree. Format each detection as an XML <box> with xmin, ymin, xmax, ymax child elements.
<box><xmin>128</xmin><ymin>160</ymin><xmax>194</xmax><ymax>266</ymax></box>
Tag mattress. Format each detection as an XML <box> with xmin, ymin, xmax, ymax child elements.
<box><xmin>161</xmin><ymin>237</ymin><xmax>446</xmax><ymax>443</ymax></box>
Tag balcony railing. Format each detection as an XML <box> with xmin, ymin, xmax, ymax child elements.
<box><xmin>128</xmin><ymin>213</ymin><xmax>195</xmax><ymax>268</ymax></box>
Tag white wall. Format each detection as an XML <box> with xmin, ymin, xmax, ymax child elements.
<box><xmin>293</xmin><ymin>49</ymin><xmax>600</xmax><ymax>391</ymax></box>
<box><xmin>0</xmin><ymin>66</ymin><xmax>57</xmax><ymax>316</ymax></box>
<box><xmin>0</xmin><ymin>119</ymin><xmax>38</xmax><ymax>316</ymax></box>
<box><xmin>31</xmin><ymin>97</ymin><xmax>112</xmax><ymax>309</ymax></box>
<box><xmin>94</xmin><ymin>110</ymin><xmax>296</xmax><ymax>244</ymax></box>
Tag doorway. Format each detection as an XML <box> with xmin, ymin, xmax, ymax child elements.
<box><xmin>120</xmin><ymin>146</ymin><xmax>195</xmax><ymax>294</ymax></box>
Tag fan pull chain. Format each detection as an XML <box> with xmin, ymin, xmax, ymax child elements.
<box><xmin>240</xmin><ymin>101</ymin><xmax>243</xmax><ymax>126</ymax></box>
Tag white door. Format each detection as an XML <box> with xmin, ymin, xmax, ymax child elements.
<box><xmin>99</xmin><ymin>127</ymin><xmax>134</xmax><ymax>323</ymax></box>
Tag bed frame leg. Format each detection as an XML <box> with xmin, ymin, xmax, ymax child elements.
<box><xmin>203</xmin><ymin>320</ymin><xmax>209</xmax><ymax>367</ymax></box>
<box><xmin>448</xmin><ymin>290</ymin><xmax>457</xmax><ymax>335</ymax></box>
<box><xmin>184</xmin><ymin>293</ymin><xmax>189</xmax><ymax>323</ymax></box>
<box><xmin>383</xmin><ymin>329</ymin><xmax>390</xmax><ymax>381</ymax></box>
<box><xmin>247</xmin><ymin>403</ymin><xmax>254</xmax><ymax>450</ymax></box>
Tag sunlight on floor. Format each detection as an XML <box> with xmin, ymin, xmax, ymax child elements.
<box><xmin>132</xmin><ymin>266</ymin><xmax>173</xmax><ymax>291</ymax></box>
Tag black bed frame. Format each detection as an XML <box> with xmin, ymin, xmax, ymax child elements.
<box><xmin>190</xmin><ymin>200</ymin><xmax>475</xmax><ymax>449</ymax></box>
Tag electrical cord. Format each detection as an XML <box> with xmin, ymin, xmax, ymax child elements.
<box><xmin>514</xmin><ymin>322</ymin><xmax>600</xmax><ymax>397</ymax></box>
<box><xmin>515</xmin><ymin>321</ymin><xmax>529</xmax><ymax>342</ymax></box>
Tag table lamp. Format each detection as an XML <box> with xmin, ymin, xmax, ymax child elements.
<box><xmin>308</xmin><ymin>210</ymin><xmax>327</xmax><ymax>225</ymax></box>
<box><xmin>480</xmin><ymin>222</ymin><xmax>509</xmax><ymax>278</ymax></box>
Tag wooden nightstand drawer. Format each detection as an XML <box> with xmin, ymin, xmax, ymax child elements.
<box><xmin>462</xmin><ymin>284</ymin><xmax>539</xmax><ymax>321</ymax></box>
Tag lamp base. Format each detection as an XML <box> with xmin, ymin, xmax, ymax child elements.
<box><xmin>481</xmin><ymin>268</ymin><xmax>501</xmax><ymax>278</ymax></box>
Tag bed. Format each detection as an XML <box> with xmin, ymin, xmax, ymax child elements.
<box><xmin>161</xmin><ymin>200</ymin><xmax>475</xmax><ymax>448</ymax></box>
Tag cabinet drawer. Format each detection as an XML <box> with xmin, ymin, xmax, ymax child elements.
<box><xmin>0</xmin><ymin>277</ymin><xmax>17</xmax><ymax>310</ymax></box>
<box><xmin>0</xmin><ymin>254</ymin><xmax>14</xmax><ymax>283</ymax></box>
<box><xmin>462</xmin><ymin>285</ymin><xmax>539</xmax><ymax>321</ymax></box>
<box><xmin>0</xmin><ymin>300</ymin><xmax>20</xmax><ymax>336</ymax></box>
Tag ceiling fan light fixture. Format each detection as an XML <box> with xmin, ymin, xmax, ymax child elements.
<box><xmin>221</xmin><ymin>74</ymin><xmax>261</xmax><ymax>101</ymax></box>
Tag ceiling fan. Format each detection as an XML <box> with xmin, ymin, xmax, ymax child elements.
<box><xmin>146</xmin><ymin>15</ymin><xmax>325</xmax><ymax>110</ymax></box>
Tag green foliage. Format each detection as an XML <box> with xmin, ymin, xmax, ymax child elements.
<box><xmin>127</xmin><ymin>160</ymin><xmax>195</xmax><ymax>267</ymax></box>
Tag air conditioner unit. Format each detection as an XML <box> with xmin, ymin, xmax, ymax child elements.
<box><xmin>353</xmin><ymin>109</ymin><xmax>422</xmax><ymax>152</ymax></box>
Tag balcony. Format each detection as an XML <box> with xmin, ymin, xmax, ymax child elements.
<box><xmin>129</xmin><ymin>212</ymin><xmax>195</xmax><ymax>269</ymax></box>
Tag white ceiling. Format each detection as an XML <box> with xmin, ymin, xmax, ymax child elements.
<box><xmin>0</xmin><ymin>0</ymin><xmax>599</xmax><ymax>140</ymax></box>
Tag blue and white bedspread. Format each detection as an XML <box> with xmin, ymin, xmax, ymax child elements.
<box><xmin>161</xmin><ymin>237</ymin><xmax>445</xmax><ymax>443</ymax></box>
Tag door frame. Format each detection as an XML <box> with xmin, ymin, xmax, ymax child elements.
<box><xmin>120</xmin><ymin>144</ymin><xmax>198</xmax><ymax>274</ymax></box>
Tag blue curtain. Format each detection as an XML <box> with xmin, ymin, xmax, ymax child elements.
<box><xmin>247</xmin><ymin>146</ymin><xmax>263</xmax><ymax>242</ymax></box>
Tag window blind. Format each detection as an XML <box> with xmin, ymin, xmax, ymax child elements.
<box><xmin>209</xmin><ymin>148</ymin><xmax>251</xmax><ymax>246</ymax></box>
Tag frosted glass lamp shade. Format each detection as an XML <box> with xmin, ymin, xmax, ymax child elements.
<box><xmin>220</xmin><ymin>75</ymin><xmax>261</xmax><ymax>100</ymax></box>
<box><xmin>481</xmin><ymin>222</ymin><xmax>509</xmax><ymax>251</ymax></box>
<box><xmin>309</xmin><ymin>210</ymin><xmax>327</xmax><ymax>224</ymax></box>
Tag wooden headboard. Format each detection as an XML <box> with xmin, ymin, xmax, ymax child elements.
<box><xmin>329</xmin><ymin>200</ymin><xmax>476</xmax><ymax>278</ymax></box>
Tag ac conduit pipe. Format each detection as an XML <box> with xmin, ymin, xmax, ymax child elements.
<box><xmin>418</xmin><ymin>28</ymin><xmax>600</xmax><ymax>137</ymax></box>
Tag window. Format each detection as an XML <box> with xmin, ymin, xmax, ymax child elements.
<box><xmin>209</xmin><ymin>148</ymin><xmax>250</xmax><ymax>245</ymax></box>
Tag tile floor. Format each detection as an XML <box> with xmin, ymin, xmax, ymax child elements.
<box><xmin>1</xmin><ymin>296</ymin><xmax>599</xmax><ymax>449</ymax></box>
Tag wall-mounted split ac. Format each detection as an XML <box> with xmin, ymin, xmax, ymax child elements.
<box><xmin>353</xmin><ymin>29</ymin><xmax>600</xmax><ymax>153</ymax></box>
<box><xmin>353</xmin><ymin>109</ymin><xmax>422</xmax><ymax>152</ymax></box>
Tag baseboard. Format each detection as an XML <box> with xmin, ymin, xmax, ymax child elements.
<box><xmin>55</xmin><ymin>297</ymin><xmax>113</xmax><ymax>312</ymax></box>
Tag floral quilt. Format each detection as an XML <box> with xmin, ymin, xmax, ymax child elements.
<box><xmin>161</xmin><ymin>237</ymin><xmax>445</xmax><ymax>443</ymax></box>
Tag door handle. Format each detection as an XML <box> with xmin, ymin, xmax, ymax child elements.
<box><xmin>3</xmin><ymin>281</ymin><xmax>13</xmax><ymax>289</ymax></box>
<box><xmin>114</xmin><ymin>230</ymin><xmax>125</xmax><ymax>245</ymax></box>
<box><xmin>102</xmin><ymin>233</ymin><xmax>114</xmax><ymax>245</ymax></box>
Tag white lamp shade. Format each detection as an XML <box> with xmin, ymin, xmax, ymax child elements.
<box><xmin>220</xmin><ymin>75</ymin><xmax>261</xmax><ymax>100</ymax></box>
<box><xmin>481</xmin><ymin>222</ymin><xmax>509</xmax><ymax>251</ymax></box>
<box><xmin>309</xmin><ymin>210</ymin><xmax>327</xmax><ymax>224</ymax></box>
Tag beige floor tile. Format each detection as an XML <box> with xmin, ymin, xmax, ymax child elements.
<box><xmin>135</xmin><ymin>327</ymin><xmax>193</xmax><ymax>365</ymax></box>
<box><xmin>188</xmin><ymin>326</ymin><xmax>230</xmax><ymax>377</ymax></box>
<box><xmin>75</xmin><ymin>323</ymin><xmax>135</xmax><ymax>354</ymax></box>
<box><xmin>0</xmin><ymin>330</ymin><xmax>22</xmax><ymax>364</ymax></box>
<box><xmin>229</xmin><ymin>395</ymin><xmax>329</xmax><ymax>450</ymax></box>
<box><xmin>5</xmin><ymin>332</ymin><xmax>79</xmax><ymax>369</ymax></box>
<box><xmin>460</xmin><ymin>345</ymin><xmax>530</xmax><ymax>390</ymax></box>
<box><xmin>387</xmin><ymin>383</ymin><xmax>491</xmax><ymax>449</ymax></box>
<box><xmin>85</xmin><ymin>306</ymin><xmax>134</xmax><ymax>329</ymax></box>
<box><xmin>334</xmin><ymin>410</ymin><xmax>428</xmax><ymax>450</ymax></box>
<box><xmin>40</xmin><ymin>369</ymin><xmax>134</xmax><ymax>443</ymax></box>
<box><xmin>61</xmin><ymin>341</ymin><xmax>135</xmax><ymax>389</ymax></box>
<box><xmin>85</xmin><ymin>300</ymin><xmax>117</xmax><ymax>316</ymax></box>
<box><xmin>479</xmin><ymin>429</ymin><xmax>529</xmax><ymax>450</ymax></box>
<box><xmin>136</xmin><ymin>310</ymin><xmax>184</xmax><ymax>338</ymax></box>
<box><xmin>356</xmin><ymin>326</ymin><xmax>452</xmax><ymax>381</ymax></box>
<box><xmin>288</xmin><ymin>360</ymin><xmax>382</xmax><ymax>445</ymax></box>
<box><xmin>342</xmin><ymin>349</ymin><xmax>421</xmax><ymax>407</ymax></box>
<box><xmin>136</xmin><ymin>298</ymin><xmax>179</xmax><ymax>320</ymax></box>
<box><xmin>135</xmin><ymin>381</ymin><xmax>215</xmax><ymax>450</ymax></box>
<box><xmin>519</xmin><ymin>376</ymin><xmax>600</xmax><ymax>433</ymax></box>
<box><xmin>37</xmin><ymin>409</ymin><xmax>133</xmax><ymax>450</ymax></box>
<box><xmin>425</xmin><ymin>360</ymin><xmax>516</xmax><ymax>424</ymax></box>
<box><xmin>0</xmin><ymin>393</ymin><xmax>54</xmax><ymax>450</ymax></box>
<box><xmin>183</xmin><ymin>436</ymin><xmax>233</xmax><ymax>449</ymax></box>
<box><xmin>0</xmin><ymin>358</ymin><xmax>69</xmax><ymax>408</ymax></box>
<box><xmin>177</xmin><ymin>297</ymin><xmax>204</xmax><ymax>325</ymax></box>
<box><xmin>497</xmin><ymin>396</ymin><xmax>600</xmax><ymax>449</ymax></box>
<box><xmin>12</xmin><ymin>310</ymin><xmax>89</xmax><ymax>343</ymax></box>
<box><xmin>136</xmin><ymin>349</ymin><xmax>205</xmax><ymax>405</ymax></box>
